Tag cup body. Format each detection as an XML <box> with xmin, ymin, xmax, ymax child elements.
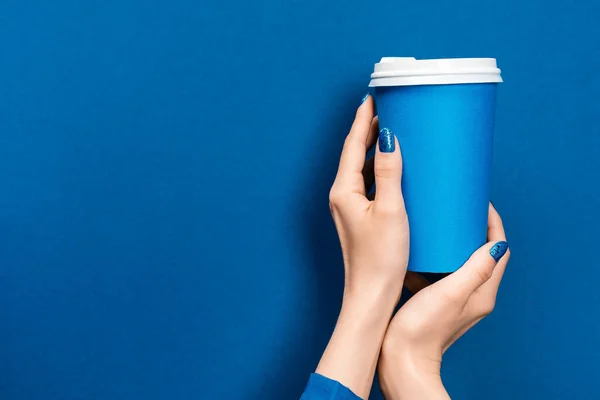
<box><xmin>374</xmin><ymin>83</ymin><xmax>498</xmax><ymax>272</ymax></box>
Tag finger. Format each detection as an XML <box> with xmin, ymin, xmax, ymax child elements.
<box><xmin>442</xmin><ymin>208</ymin><xmax>509</xmax><ymax>352</ymax></box>
<box><xmin>361</xmin><ymin>117</ymin><xmax>379</xmax><ymax>193</ymax></box>
<box><xmin>437</xmin><ymin>240</ymin><xmax>510</xmax><ymax>305</ymax></box>
<box><xmin>373</xmin><ymin>128</ymin><xmax>404</xmax><ymax>212</ymax></box>
<box><xmin>334</xmin><ymin>94</ymin><xmax>375</xmax><ymax>195</ymax></box>
<box><xmin>479</xmin><ymin>204</ymin><xmax>510</xmax><ymax>295</ymax></box>
<box><xmin>487</xmin><ymin>203</ymin><xmax>506</xmax><ymax>242</ymax></box>
<box><xmin>404</xmin><ymin>272</ymin><xmax>430</xmax><ymax>294</ymax></box>
<box><xmin>362</xmin><ymin>157</ymin><xmax>375</xmax><ymax>193</ymax></box>
<box><xmin>366</xmin><ymin>116</ymin><xmax>379</xmax><ymax>151</ymax></box>
<box><xmin>481</xmin><ymin>254</ymin><xmax>509</xmax><ymax>299</ymax></box>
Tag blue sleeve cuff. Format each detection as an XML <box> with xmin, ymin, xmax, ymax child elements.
<box><xmin>299</xmin><ymin>373</ymin><xmax>362</xmax><ymax>400</ymax></box>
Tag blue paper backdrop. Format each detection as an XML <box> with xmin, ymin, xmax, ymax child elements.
<box><xmin>1</xmin><ymin>0</ymin><xmax>599</xmax><ymax>399</ymax></box>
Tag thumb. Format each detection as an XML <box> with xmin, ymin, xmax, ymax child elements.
<box><xmin>373</xmin><ymin>128</ymin><xmax>403</xmax><ymax>212</ymax></box>
<box><xmin>438</xmin><ymin>241</ymin><xmax>509</xmax><ymax>304</ymax></box>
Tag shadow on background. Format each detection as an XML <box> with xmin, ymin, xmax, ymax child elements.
<box><xmin>251</xmin><ymin>87</ymin><xmax>364</xmax><ymax>399</ymax></box>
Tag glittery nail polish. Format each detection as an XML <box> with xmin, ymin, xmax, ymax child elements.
<box><xmin>379</xmin><ymin>128</ymin><xmax>395</xmax><ymax>153</ymax></box>
<box><xmin>489</xmin><ymin>241</ymin><xmax>509</xmax><ymax>262</ymax></box>
<box><xmin>360</xmin><ymin>93</ymin><xmax>370</xmax><ymax>105</ymax></box>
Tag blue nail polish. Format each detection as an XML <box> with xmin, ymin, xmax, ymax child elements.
<box><xmin>379</xmin><ymin>128</ymin><xmax>395</xmax><ymax>153</ymax></box>
<box><xmin>360</xmin><ymin>93</ymin><xmax>370</xmax><ymax>105</ymax></box>
<box><xmin>489</xmin><ymin>241</ymin><xmax>509</xmax><ymax>262</ymax></box>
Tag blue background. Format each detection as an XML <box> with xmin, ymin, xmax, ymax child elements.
<box><xmin>1</xmin><ymin>0</ymin><xmax>598</xmax><ymax>399</ymax></box>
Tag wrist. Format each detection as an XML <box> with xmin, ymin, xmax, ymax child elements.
<box><xmin>313</xmin><ymin>282</ymin><xmax>399</xmax><ymax>398</ymax></box>
<box><xmin>339</xmin><ymin>286</ymin><xmax>398</xmax><ymax>330</ymax></box>
<box><xmin>379</xmin><ymin>346</ymin><xmax>448</xmax><ymax>400</ymax></box>
<box><xmin>380</xmin><ymin>369</ymin><xmax>448</xmax><ymax>400</ymax></box>
<box><xmin>342</xmin><ymin>277</ymin><xmax>402</xmax><ymax>314</ymax></box>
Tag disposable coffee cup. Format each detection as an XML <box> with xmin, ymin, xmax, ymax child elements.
<box><xmin>369</xmin><ymin>57</ymin><xmax>502</xmax><ymax>273</ymax></box>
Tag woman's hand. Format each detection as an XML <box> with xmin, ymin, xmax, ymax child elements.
<box><xmin>329</xmin><ymin>96</ymin><xmax>410</xmax><ymax>301</ymax></box>
<box><xmin>378</xmin><ymin>204</ymin><xmax>510</xmax><ymax>400</ymax></box>
<box><xmin>314</xmin><ymin>94</ymin><xmax>409</xmax><ymax>398</ymax></box>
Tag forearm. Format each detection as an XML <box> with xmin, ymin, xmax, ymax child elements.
<box><xmin>315</xmin><ymin>285</ymin><xmax>398</xmax><ymax>399</ymax></box>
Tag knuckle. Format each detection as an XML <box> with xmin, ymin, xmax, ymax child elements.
<box><xmin>475</xmin><ymin>264</ymin><xmax>493</xmax><ymax>283</ymax></box>
<box><xmin>375</xmin><ymin>202</ymin><xmax>404</xmax><ymax>218</ymax></box>
<box><xmin>477</xmin><ymin>297</ymin><xmax>496</xmax><ymax>316</ymax></box>
<box><xmin>328</xmin><ymin>187</ymin><xmax>345</xmax><ymax>209</ymax></box>
<box><xmin>374</xmin><ymin>162</ymin><xmax>397</xmax><ymax>179</ymax></box>
<box><xmin>343</xmin><ymin>134</ymin><xmax>361</xmax><ymax>151</ymax></box>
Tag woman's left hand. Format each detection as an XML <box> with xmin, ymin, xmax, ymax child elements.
<box><xmin>378</xmin><ymin>204</ymin><xmax>510</xmax><ymax>400</ymax></box>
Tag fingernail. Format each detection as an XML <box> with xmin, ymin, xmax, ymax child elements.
<box><xmin>489</xmin><ymin>241</ymin><xmax>509</xmax><ymax>262</ymax></box>
<box><xmin>379</xmin><ymin>128</ymin><xmax>395</xmax><ymax>153</ymax></box>
<box><xmin>360</xmin><ymin>93</ymin><xmax>370</xmax><ymax>105</ymax></box>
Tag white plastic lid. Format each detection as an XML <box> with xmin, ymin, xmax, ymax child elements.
<box><xmin>369</xmin><ymin>57</ymin><xmax>502</xmax><ymax>87</ymax></box>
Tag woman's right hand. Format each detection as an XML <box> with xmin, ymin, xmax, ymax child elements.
<box><xmin>378</xmin><ymin>204</ymin><xmax>510</xmax><ymax>400</ymax></box>
<box><xmin>313</xmin><ymin>94</ymin><xmax>410</xmax><ymax>399</ymax></box>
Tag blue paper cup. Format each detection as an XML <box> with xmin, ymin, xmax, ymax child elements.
<box><xmin>369</xmin><ymin>58</ymin><xmax>502</xmax><ymax>273</ymax></box>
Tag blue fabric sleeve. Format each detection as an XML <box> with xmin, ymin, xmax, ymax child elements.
<box><xmin>299</xmin><ymin>373</ymin><xmax>362</xmax><ymax>400</ymax></box>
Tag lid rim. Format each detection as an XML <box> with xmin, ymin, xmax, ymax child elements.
<box><xmin>370</xmin><ymin>57</ymin><xmax>502</xmax><ymax>87</ymax></box>
<box><xmin>371</xmin><ymin>69</ymin><xmax>502</xmax><ymax>78</ymax></box>
<box><xmin>368</xmin><ymin>73</ymin><xmax>503</xmax><ymax>88</ymax></box>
